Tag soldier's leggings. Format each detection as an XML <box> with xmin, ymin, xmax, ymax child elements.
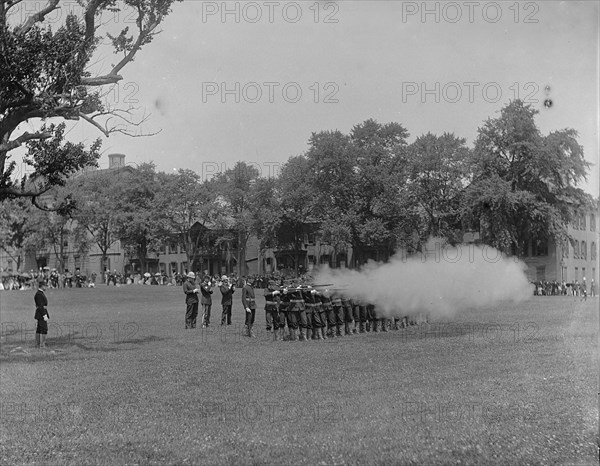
<box><xmin>316</xmin><ymin>305</ymin><xmax>327</xmax><ymax>328</ymax></box>
<box><xmin>276</xmin><ymin>310</ymin><xmax>287</xmax><ymax>330</ymax></box>
<box><xmin>304</xmin><ymin>304</ymin><xmax>314</xmax><ymax>330</ymax></box>
<box><xmin>343</xmin><ymin>304</ymin><xmax>353</xmax><ymax>323</ymax></box>
<box><xmin>366</xmin><ymin>304</ymin><xmax>376</xmax><ymax>321</ymax></box>
<box><xmin>359</xmin><ymin>305</ymin><xmax>368</xmax><ymax>323</ymax></box>
<box><xmin>352</xmin><ymin>304</ymin><xmax>360</xmax><ymax>323</ymax></box>
<box><xmin>299</xmin><ymin>309</ymin><xmax>309</xmax><ymax>330</ymax></box>
<box><xmin>309</xmin><ymin>305</ymin><xmax>324</xmax><ymax>328</ymax></box>
<box><xmin>333</xmin><ymin>305</ymin><xmax>344</xmax><ymax>325</ymax></box>
<box><xmin>265</xmin><ymin>308</ymin><xmax>279</xmax><ymax>330</ymax></box>
<box><xmin>286</xmin><ymin>310</ymin><xmax>299</xmax><ymax>330</ymax></box>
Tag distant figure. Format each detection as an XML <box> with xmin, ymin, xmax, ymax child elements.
<box><xmin>34</xmin><ymin>279</ymin><xmax>49</xmax><ymax>348</ymax></box>
<box><xmin>220</xmin><ymin>275</ymin><xmax>235</xmax><ymax>326</ymax></box>
<box><xmin>200</xmin><ymin>276</ymin><xmax>213</xmax><ymax>328</ymax></box>
<box><xmin>241</xmin><ymin>278</ymin><xmax>257</xmax><ymax>337</ymax></box>
<box><xmin>590</xmin><ymin>279</ymin><xmax>596</xmax><ymax>297</ymax></box>
<box><xmin>581</xmin><ymin>277</ymin><xmax>587</xmax><ymax>301</ymax></box>
<box><xmin>183</xmin><ymin>272</ymin><xmax>199</xmax><ymax>329</ymax></box>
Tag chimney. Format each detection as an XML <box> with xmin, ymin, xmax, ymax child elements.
<box><xmin>108</xmin><ymin>153</ymin><xmax>126</xmax><ymax>169</ymax></box>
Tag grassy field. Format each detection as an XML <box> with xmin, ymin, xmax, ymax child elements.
<box><xmin>0</xmin><ymin>285</ymin><xmax>598</xmax><ymax>465</ymax></box>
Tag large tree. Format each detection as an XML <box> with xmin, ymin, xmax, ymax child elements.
<box><xmin>155</xmin><ymin>169</ymin><xmax>220</xmax><ymax>272</ymax></box>
<box><xmin>113</xmin><ymin>162</ymin><xmax>161</xmax><ymax>274</ymax></box>
<box><xmin>68</xmin><ymin>167</ymin><xmax>130</xmax><ymax>280</ymax></box>
<box><xmin>210</xmin><ymin>162</ymin><xmax>260</xmax><ymax>276</ymax></box>
<box><xmin>0</xmin><ymin>0</ymin><xmax>179</xmax><ymax>208</ymax></box>
<box><xmin>402</xmin><ymin>132</ymin><xmax>471</xmax><ymax>248</ymax></box>
<box><xmin>303</xmin><ymin>120</ymin><xmax>410</xmax><ymax>266</ymax></box>
<box><xmin>0</xmin><ymin>197</ymin><xmax>35</xmax><ymax>270</ymax></box>
<box><xmin>462</xmin><ymin>100</ymin><xmax>592</xmax><ymax>254</ymax></box>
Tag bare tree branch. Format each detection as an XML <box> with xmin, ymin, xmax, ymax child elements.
<box><xmin>0</xmin><ymin>130</ymin><xmax>52</xmax><ymax>152</ymax></box>
<box><xmin>79</xmin><ymin>112</ymin><xmax>110</xmax><ymax>137</ymax></box>
<box><xmin>15</xmin><ymin>0</ymin><xmax>60</xmax><ymax>36</ymax></box>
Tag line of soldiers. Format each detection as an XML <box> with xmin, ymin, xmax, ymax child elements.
<box><xmin>261</xmin><ymin>281</ymin><xmax>418</xmax><ymax>341</ymax></box>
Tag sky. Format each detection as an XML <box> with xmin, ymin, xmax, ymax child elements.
<box><xmin>12</xmin><ymin>0</ymin><xmax>600</xmax><ymax>195</ymax></box>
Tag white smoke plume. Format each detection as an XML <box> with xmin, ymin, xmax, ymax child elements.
<box><xmin>314</xmin><ymin>240</ymin><xmax>532</xmax><ymax>319</ymax></box>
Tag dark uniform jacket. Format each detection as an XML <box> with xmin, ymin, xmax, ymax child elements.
<box><xmin>264</xmin><ymin>287</ymin><xmax>280</xmax><ymax>311</ymax></box>
<box><xmin>34</xmin><ymin>289</ymin><xmax>49</xmax><ymax>321</ymax></box>
<box><xmin>220</xmin><ymin>284</ymin><xmax>235</xmax><ymax>305</ymax></box>
<box><xmin>287</xmin><ymin>288</ymin><xmax>305</xmax><ymax>311</ymax></box>
<box><xmin>183</xmin><ymin>280</ymin><xmax>199</xmax><ymax>304</ymax></box>
<box><xmin>242</xmin><ymin>285</ymin><xmax>256</xmax><ymax>310</ymax></box>
<box><xmin>200</xmin><ymin>283</ymin><xmax>213</xmax><ymax>305</ymax></box>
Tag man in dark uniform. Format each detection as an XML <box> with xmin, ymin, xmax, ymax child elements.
<box><xmin>220</xmin><ymin>275</ymin><xmax>235</xmax><ymax>325</ymax></box>
<box><xmin>290</xmin><ymin>285</ymin><xmax>308</xmax><ymax>341</ymax></box>
<box><xmin>341</xmin><ymin>295</ymin><xmax>354</xmax><ymax>336</ymax></box>
<box><xmin>183</xmin><ymin>272</ymin><xmax>199</xmax><ymax>329</ymax></box>
<box><xmin>279</xmin><ymin>285</ymin><xmax>294</xmax><ymax>340</ymax></box>
<box><xmin>200</xmin><ymin>276</ymin><xmax>213</xmax><ymax>328</ymax></box>
<box><xmin>359</xmin><ymin>300</ymin><xmax>368</xmax><ymax>333</ymax></box>
<box><xmin>264</xmin><ymin>281</ymin><xmax>281</xmax><ymax>340</ymax></box>
<box><xmin>312</xmin><ymin>289</ymin><xmax>327</xmax><ymax>340</ymax></box>
<box><xmin>302</xmin><ymin>286</ymin><xmax>322</xmax><ymax>340</ymax></box>
<box><xmin>319</xmin><ymin>289</ymin><xmax>333</xmax><ymax>339</ymax></box>
<box><xmin>330</xmin><ymin>290</ymin><xmax>344</xmax><ymax>337</ymax></box>
<box><xmin>241</xmin><ymin>278</ymin><xmax>257</xmax><ymax>337</ymax></box>
<box><xmin>34</xmin><ymin>279</ymin><xmax>49</xmax><ymax>348</ymax></box>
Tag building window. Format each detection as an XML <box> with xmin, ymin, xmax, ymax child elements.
<box><xmin>582</xmin><ymin>267</ymin><xmax>586</xmax><ymax>280</ymax></box>
<box><xmin>533</xmin><ymin>239</ymin><xmax>548</xmax><ymax>256</ymax></box>
<box><xmin>591</xmin><ymin>242</ymin><xmax>597</xmax><ymax>261</ymax></box>
<box><xmin>581</xmin><ymin>241</ymin><xmax>587</xmax><ymax>260</ymax></box>
<box><xmin>574</xmin><ymin>267</ymin><xmax>579</xmax><ymax>281</ymax></box>
<box><xmin>169</xmin><ymin>242</ymin><xmax>177</xmax><ymax>254</ymax></box>
<box><xmin>181</xmin><ymin>262</ymin><xmax>188</xmax><ymax>274</ymax></box>
<box><xmin>74</xmin><ymin>255</ymin><xmax>81</xmax><ymax>270</ymax></box>
<box><xmin>536</xmin><ymin>266</ymin><xmax>546</xmax><ymax>281</ymax></box>
<box><xmin>591</xmin><ymin>214</ymin><xmax>596</xmax><ymax>231</ymax></box>
<box><xmin>159</xmin><ymin>244</ymin><xmax>166</xmax><ymax>254</ymax></box>
<box><xmin>573</xmin><ymin>240</ymin><xmax>579</xmax><ymax>259</ymax></box>
<box><xmin>7</xmin><ymin>259</ymin><xmax>12</xmax><ymax>271</ymax></box>
<box><xmin>170</xmin><ymin>262</ymin><xmax>178</xmax><ymax>274</ymax></box>
<box><xmin>562</xmin><ymin>239</ymin><xmax>569</xmax><ymax>258</ymax></box>
<box><xmin>580</xmin><ymin>213</ymin><xmax>586</xmax><ymax>230</ymax></box>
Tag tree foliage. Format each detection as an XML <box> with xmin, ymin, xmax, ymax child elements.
<box><xmin>462</xmin><ymin>100</ymin><xmax>593</xmax><ymax>253</ymax></box>
<box><xmin>0</xmin><ymin>0</ymin><xmax>180</xmax><ymax>208</ymax></box>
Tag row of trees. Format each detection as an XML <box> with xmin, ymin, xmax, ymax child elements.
<box><xmin>0</xmin><ymin>100</ymin><xmax>594</xmax><ymax>274</ymax></box>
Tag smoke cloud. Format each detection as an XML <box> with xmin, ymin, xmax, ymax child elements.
<box><xmin>314</xmin><ymin>240</ymin><xmax>532</xmax><ymax>319</ymax></box>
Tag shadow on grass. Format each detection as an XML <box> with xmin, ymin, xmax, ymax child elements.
<box><xmin>0</xmin><ymin>334</ymin><xmax>169</xmax><ymax>363</ymax></box>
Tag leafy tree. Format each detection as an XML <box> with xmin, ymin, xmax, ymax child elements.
<box><xmin>68</xmin><ymin>168</ymin><xmax>130</xmax><ymax>280</ymax></box>
<box><xmin>113</xmin><ymin>162</ymin><xmax>161</xmax><ymax>274</ymax></box>
<box><xmin>210</xmin><ymin>162</ymin><xmax>260</xmax><ymax>276</ymax></box>
<box><xmin>26</xmin><ymin>206</ymin><xmax>90</xmax><ymax>272</ymax></box>
<box><xmin>0</xmin><ymin>0</ymin><xmax>180</xmax><ymax>207</ymax></box>
<box><xmin>462</xmin><ymin>100</ymin><xmax>592</xmax><ymax>254</ymax></box>
<box><xmin>155</xmin><ymin>169</ymin><xmax>220</xmax><ymax>272</ymax></box>
<box><xmin>303</xmin><ymin>120</ymin><xmax>410</xmax><ymax>266</ymax></box>
<box><xmin>274</xmin><ymin>155</ymin><xmax>315</xmax><ymax>272</ymax></box>
<box><xmin>402</xmin><ymin>132</ymin><xmax>471</xmax><ymax>248</ymax></box>
<box><xmin>0</xmin><ymin>197</ymin><xmax>35</xmax><ymax>270</ymax></box>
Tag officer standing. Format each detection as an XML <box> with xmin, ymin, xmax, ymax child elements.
<box><xmin>341</xmin><ymin>295</ymin><xmax>354</xmax><ymax>336</ymax></box>
<box><xmin>200</xmin><ymin>276</ymin><xmax>213</xmax><ymax>328</ymax></box>
<box><xmin>242</xmin><ymin>278</ymin><xmax>257</xmax><ymax>337</ymax></box>
<box><xmin>183</xmin><ymin>272</ymin><xmax>199</xmax><ymax>329</ymax></box>
<box><xmin>220</xmin><ymin>275</ymin><xmax>235</xmax><ymax>325</ymax></box>
<box><xmin>264</xmin><ymin>281</ymin><xmax>281</xmax><ymax>340</ymax></box>
<box><xmin>330</xmin><ymin>290</ymin><xmax>344</xmax><ymax>337</ymax></box>
<box><xmin>34</xmin><ymin>279</ymin><xmax>49</xmax><ymax>348</ymax></box>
